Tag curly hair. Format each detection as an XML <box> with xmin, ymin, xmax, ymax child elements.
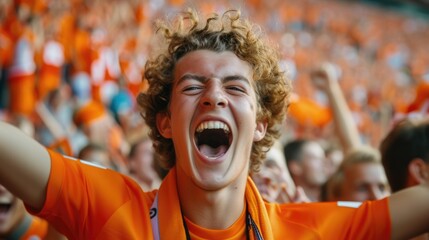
<box><xmin>137</xmin><ymin>9</ymin><xmax>291</xmax><ymax>172</ymax></box>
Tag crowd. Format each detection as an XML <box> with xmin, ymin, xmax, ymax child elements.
<box><xmin>0</xmin><ymin>0</ymin><xmax>429</xmax><ymax>239</ymax></box>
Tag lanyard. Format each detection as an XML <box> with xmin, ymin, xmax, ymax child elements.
<box><xmin>150</xmin><ymin>193</ymin><xmax>264</xmax><ymax>240</ymax></box>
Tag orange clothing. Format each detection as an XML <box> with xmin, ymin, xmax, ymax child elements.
<box><xmin>0</xmin><ymin>28</ymin><xmax>13</xmax><ymax>67</ymax></box>
<box><xmin>8</xmin><ymin>74</ymin><xmax>36</xmax><ymax>116</ymax></box>
<box><xmin>37</xmin><ymin>40</ymin><xmax>65</xmax><ymax>100</ymax></box>
<box><xmin>38</xmin><ymin>64</ymin><xmax>62</xmax><ymax>100</ymax></box>
<box><xmin>73</xmin><ymin>100</ymin><xmax>106</xmax><ymax>126</ymax></box>
<box><xmin>288</xmin><ymin>96</ymin><xmax>332</xmax><ymax>128</ymax></box>
<box><xmin>31</xmin><ymin>149</ymin><xmax>391</xmax><ymax>239</ymax></box>
<box><xmin>72</xmin><ymin>29</ymin><xmax>94</xmax><ymax>74</ymax></box>
<box><xmin>407</xmin><ymin>82</ymin><xmax>429</xmax><ymax>113</ymax></box>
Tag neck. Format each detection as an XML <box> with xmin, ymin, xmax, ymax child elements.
<box><xmin>176</xmin><ymin>169</ymin><xmax>248</xmax><ymax>229</ymax></box>
<box><xmin>139</xmin><ymin>177</ymin><xmax>161</xmax><ymax>191</ymax></box>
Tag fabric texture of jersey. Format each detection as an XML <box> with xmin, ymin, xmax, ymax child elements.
<box><xmin>29</xmin><ymin>149</ymin><xmax>391</xmax><ymax>239</ymax></box>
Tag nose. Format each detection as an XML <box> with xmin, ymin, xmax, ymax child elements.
<box><xmin>201</xmin><ymin>82</ymin><xmax>228</xmax><ymax>108</ymax></box>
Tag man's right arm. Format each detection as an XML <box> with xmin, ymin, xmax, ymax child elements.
<box><xmin>0</xmin><ymin>121</ymin><xmax>51</xmax><ymax>211</ymax></box>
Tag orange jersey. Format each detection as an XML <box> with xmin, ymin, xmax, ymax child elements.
<box><xmin>31</xmin><ymin>149</ymin><xmax>391</xmax><ymax>239</ymax></box>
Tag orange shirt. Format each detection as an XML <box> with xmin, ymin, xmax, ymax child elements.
<box><xmin>31</xmin><ymin>149</ymin><xmax>391</xmax><ymax>239</ymax></box>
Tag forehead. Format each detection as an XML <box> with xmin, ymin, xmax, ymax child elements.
<box><xmin>173</xmin><ymin>50</ymin><xmax>253</xmax><ymax>83</ymax></box>
<box><xmin>302</xmin><ymin>142</ymin><xmax>325</xmax><ymax>158</ymax></box>
<box><xmin>265</xmin><ymin>148</ymin><xmax>287</xmax><ymax>169</ymax></box>
<box><xmin>345</xmin><ymin>163</ymin><xmax>387</xmax><ymax>182</ymax></box>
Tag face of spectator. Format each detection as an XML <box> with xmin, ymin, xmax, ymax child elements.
<box><xmin>0</xmin><ymin>185</ymin><xmax>26</xmax><ymax>236</ymax></box>
<box><xmin>325</xmin><ymin>148</ymin><xmax>344</xmax><ymax>177</ymax></box>
<box><xmin>252</xmin><ymin>148</ymin><xmax>288</xmax><ymax>202</ymax></box>
<box><xmin>300</xmin><ymin>142</ymin><xmax>328</xmax><ymax>187</ymax></box>
<box><xmin>340</xmin><ymin>162</ymin><xmax>390</xmax><ymax>201</ymax></box>
<box><xmin>85</xmin><ymin>114</ymin><xmax>114</xmax><ymax>147</ymax></box>
<box><xmin>129</xmin><ymin>139</ymin><xmax>158</xmax><ymax>183</ymax></box>
<box><xmin>80</xmin><ymin>149</ymin><xmax>112</xmax><ymax>169</ymax></box>
<box><xmin>251</xmin><ymin>166</ymin><xmax>280</xmax><ymax>202</ymax></box>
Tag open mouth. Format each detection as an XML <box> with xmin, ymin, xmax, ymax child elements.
<box><xmin>0</xmin><ymin>203</ymin><xmax>12</xmax><ymax>216</ymax></box>
<box><xmin>195</xmin><ymin>121</ymin><xmax>232</xmax><ymax>159</ymax></box>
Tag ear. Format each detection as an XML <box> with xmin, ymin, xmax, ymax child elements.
<box><xmin>156</xmin><ymin>112</ymin><xmax>172</xmax><ymax>138</ymax></box>
<box><xmin>253</xmin><ymin>121</ymin><xmax>267</xmax><ymax>142</ymax></box>
<box><xmin>408</xmin><ymin>158</ymin><xmax>429</xmax><ymax>184</ymax></box>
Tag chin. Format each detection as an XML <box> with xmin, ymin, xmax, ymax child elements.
<box><xmin>193</xmin><ymin>166</ymin><xmax>246</xmax><ymax>192</ymax></box>
<box><xmin>192</xmin><ymin>173</ymin><xmax>228</xmax><ymax>191</ymax></box>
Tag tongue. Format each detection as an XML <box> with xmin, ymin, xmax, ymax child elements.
<box><xmin>199</xmin><ymin>144</ymin><xmax>228</xmax><ymax>158</ymax></box>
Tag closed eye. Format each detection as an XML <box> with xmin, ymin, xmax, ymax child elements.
<box><xmin>378</xmin><ymin>184</ymin><xmax>387</xmax><ymax>192</ymax></box>
<box><xmin>223</xmin><ymin>75</ymin><xmax>250</xmax><ymax>95</ymax></box>
<box><xmin>182</xmin><ymin>85</ymin><xmax>203</xmax><ymax>94</ymax></box>
<box><xmin>226</xmin><ymin>85</ymin><xmax>245</xmax><ymax>93</ymax></box>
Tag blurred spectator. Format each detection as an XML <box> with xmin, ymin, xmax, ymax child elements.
<box><xmin>78</xmin><ymin>143</ymin><xmax>114</xmax><ymax>169</ymax></box>
<box><xmin>73</xmin><ymin>100</ymin><xmax>129</xmax><ymax>172</ymax></box>
<box><xmin>252</xmin><ymin>141</ymin><xmax>309</xmax><ymax>203</ymax></box>
<box><xmin>380</xmin><ymin>117</ymin><xmax>429</xmax><ymax>240</ymax></box>
<box><xmin>283</xmin><ymin>139</ymin><xmax>328</xmax><ymax>201</ymax></box>
<box><xmin>127</xmin><ymin>136</ymin><xmax>162</xmax><ymax>191</ymax></box>
<box><xmin>381</xmin><ymin>117</ymin><xmax>429</xmax><ymax>192</ymax></box>
<box><xmin>323</xmin><ymin>146</ymin><xmax>390</xmax><ymax>202</ymax></box>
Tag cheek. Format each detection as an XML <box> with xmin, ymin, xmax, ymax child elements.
<box><xmin>235</xmin><ymin>99</ymin><xmax>258</xmax><ymax>122</ymax></box>
<box><xmin>170</xmin><ymin>99</ymin><xmax>196</xmax><ymax>123</ymax></box>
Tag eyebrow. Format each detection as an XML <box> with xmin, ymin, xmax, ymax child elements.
<box><xmin>177</xmin><ymin>74</ymin><xmax>250</xmax><ymax>85</ymax></box>
<box><xmin>177</xmin><ymin>74</ymin><xmax>206</xmax><ymax>85</ymax></box>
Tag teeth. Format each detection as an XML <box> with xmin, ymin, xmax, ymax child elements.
<box><xmin>196</xmin><ymin>121</ymin><xmax>230</xmax><ymax>133</ymax></box>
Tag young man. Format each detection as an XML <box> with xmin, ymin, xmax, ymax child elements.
<box><xmin>1</xmin><ymin>9</ymin><xmax>429</xmax><ymax>239</ymax></box>
<box><xmin>323</xmin><ymin>146</ymin><xmax>391</xmax><ymax>202</ymax></box>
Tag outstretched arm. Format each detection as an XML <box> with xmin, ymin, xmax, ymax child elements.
<box><xmin>310</xmin><ymin>62</ymin><xmax>362</xmax><ymax>153</ymax></box>
<box><xmin>0</xmin><ymin>121</ymin><xmax>51</xmax><ymax>210</ymax></box>
<box><xmin>389</xmin><ymin>183</ymin><xmax>429</xmax><ymax>240</ymax></box>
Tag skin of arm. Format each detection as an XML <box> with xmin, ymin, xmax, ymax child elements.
<box><xmin>389</xmin><ymin>182</ymin><xmax>429</xmax><ymax>240</ymax></box>
<box><xmin>0</xmin><ymin>121</ymin><xmax>51</xmax><ymax>211</ymax></box>
<box><xmin>310</xmin><ymin>63</ymin><xmax>362</xmax><ymax>153</ymax></box>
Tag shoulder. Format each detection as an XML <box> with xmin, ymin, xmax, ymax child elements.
<box><xmin>265</xmin><ymin>199</ymin><xmax>390</xmax><ymax>239</ymax></box>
